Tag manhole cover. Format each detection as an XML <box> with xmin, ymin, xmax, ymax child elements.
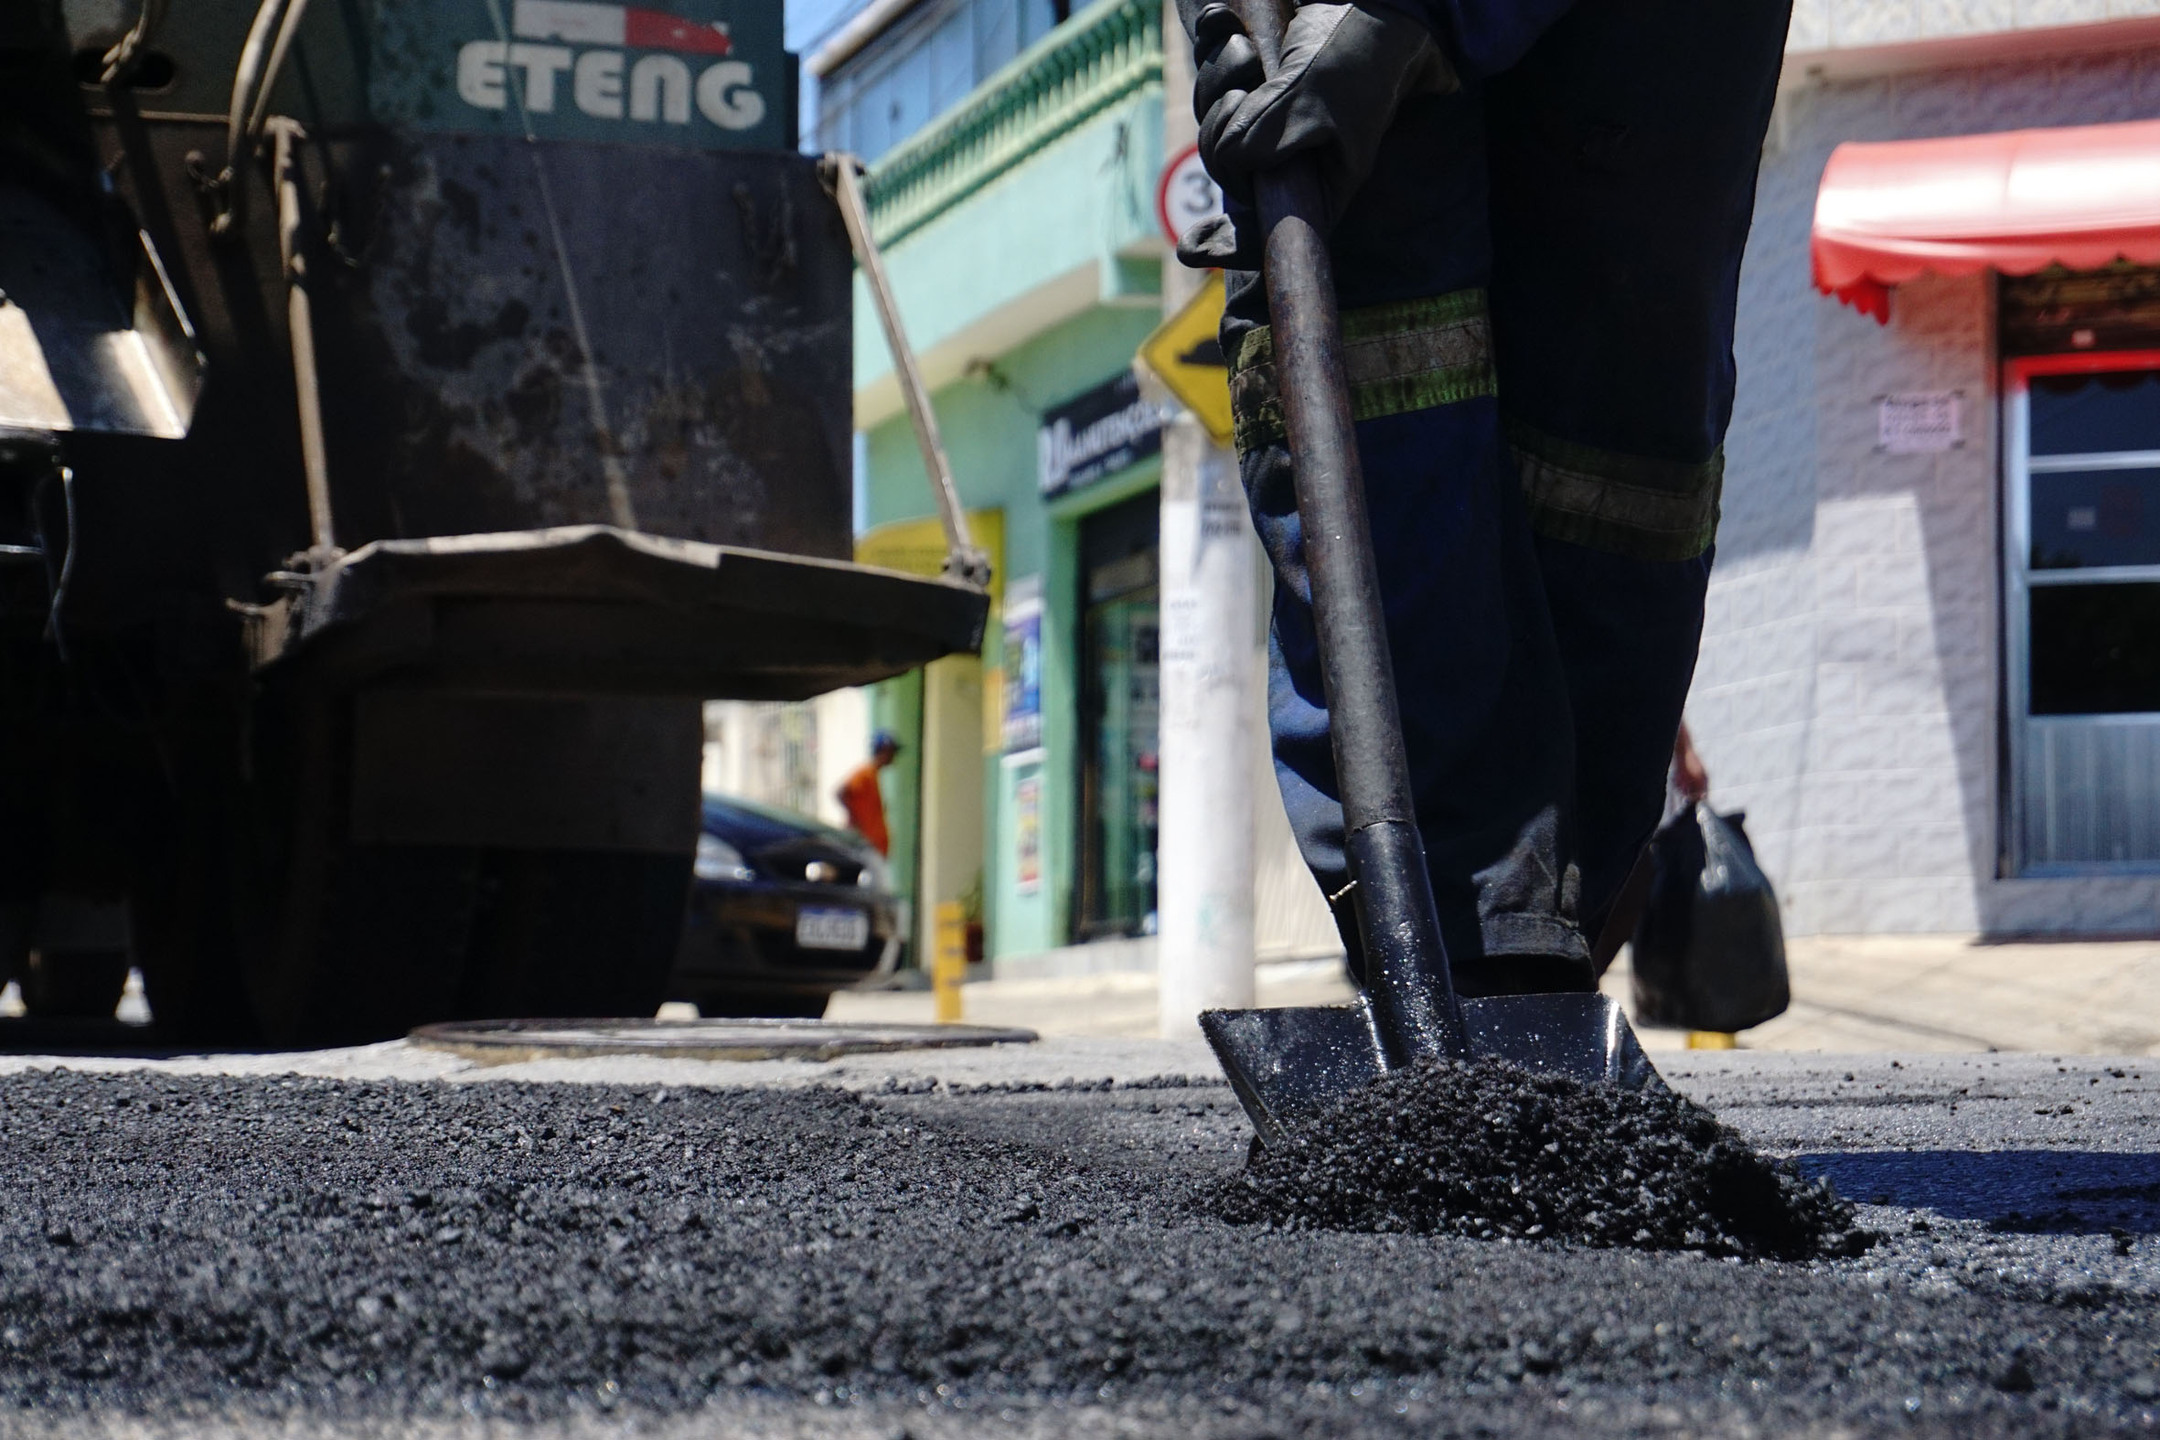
<box><xmin>410</xmin><ymin>1017</ymin><xmax>1039</xmax><ymax>1064</ymax></box>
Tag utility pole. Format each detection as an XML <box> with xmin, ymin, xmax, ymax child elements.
<box><xmin>1156</xmin><ymin>1</ymin><xmax>1259</xmax><ymax>1037</ymax></box>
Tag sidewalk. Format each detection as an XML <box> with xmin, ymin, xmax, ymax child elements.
<box><xmin>829</xmin><ymin>934</ymin><xmax>2160</xmax><ymax>1055</ymax></box>
<box><xmin>1638</xmin><ymin>933</ymin><xmax>2160</xmax><ymax>1056</ymax></box>
<box><xmin>828</xmin><ymin>957</ymin><xmax>1357</xmax><ymax>1039</ymax></box>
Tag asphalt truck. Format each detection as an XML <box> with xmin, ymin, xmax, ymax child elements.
<box><xmin>0</xmin><ymin>0</ymin><xmax>986</xmax><ymax>1043</ymax></box>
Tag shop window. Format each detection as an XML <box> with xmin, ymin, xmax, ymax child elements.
<box><xmin>2005</xmin><ymin>355</ymin><xmax>2160</xmax><ymax>871</ymax></box>
<box><xmin>1076</xmin><ymin>492</ymin><xmax>1159</xmax><ymax>938</ymax></box>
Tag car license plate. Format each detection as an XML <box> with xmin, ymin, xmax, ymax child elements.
<box><xmin>796</xmin><ymin>906</ymin><xmax>869</xmax><ymax>952</ymax></box>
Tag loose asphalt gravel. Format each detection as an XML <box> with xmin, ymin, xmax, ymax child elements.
<box><xmin>0</xmin><ymin>1049</ymin><xmax>2157</xmax><ymax>1438</ymax></box>
<box><xmin>1220</xmin><ymin>1058</ymin><xmax>1866</xmax><ymax>1258</ymax></box>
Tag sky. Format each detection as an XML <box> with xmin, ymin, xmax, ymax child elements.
<box><xmin>787</xmin><ymin>0</ymin><xmax>878</xmax><ymax>147</ymax></box>
<box><xmin>788</xmin><ymin>0</ymin><xmax>874</xmax><ymax>53</ymax></box>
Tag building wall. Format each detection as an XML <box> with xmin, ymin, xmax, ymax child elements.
<box><xmin>851</xmin><ymin>75</ymin><xmax>1165</xmax><ymax>420</ymax></box>
<box><xmin>1705</xmin><ymin>41</ymin><xmax>2160</xmax><ymax>934</ymax></box>
<box><xmin>1789</xmin><ymin>0</ymin><xmax>2160</xmax><ymax>53</ymax></box>
<box><xmin>863</xmin><ymin>305</ymin><xmax>1165</xmax><ymax>957</ymax></box>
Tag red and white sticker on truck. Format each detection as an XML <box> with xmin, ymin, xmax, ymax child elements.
<box><xmin>512</xmin><ymin>0</ymin><xmax>732</xmax><ymax>55</ymax></box>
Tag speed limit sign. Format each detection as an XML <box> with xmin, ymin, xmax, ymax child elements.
<box><xmin>1156</xmin><ymin>142</ymin><xmax>1225</xmax><ymax>248</ymax></box>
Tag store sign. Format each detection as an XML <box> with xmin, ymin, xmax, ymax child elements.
<box><xmin>1037</xmin><ymin>371</ymin><xmax>1163</xmax><ymax>498</ymax></box>
<box><xmin>1878</xmin><ymin>391</ymin><xmax>1962</xmax><ymax>453</ymax></box>
<box><xmin>373</xmin><ymin>0</ymin><xmax>789</xmax><ymax>151</ymax></box>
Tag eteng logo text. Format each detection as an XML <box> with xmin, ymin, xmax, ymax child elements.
<box><xmin>458</xmin><ymin>0</ymin><xmax>766</xmax><ymax>131</ymax></box>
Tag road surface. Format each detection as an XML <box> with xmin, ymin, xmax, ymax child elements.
<box><xmin>0</xmin><ymin>1041</ymin><xmax>2150</xmax><ymax>1437</ymax></box>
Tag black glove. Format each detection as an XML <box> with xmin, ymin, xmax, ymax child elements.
<box><xmin>1177</xmin><ymin>0</ymin><xmax>1455</xmax><ymax>270</ymax></box>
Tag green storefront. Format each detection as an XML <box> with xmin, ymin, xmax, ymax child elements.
<box><xmin>838</xmin><ymin>0</ymin><xmax>1170</xmax><ymax>965</ymax></box>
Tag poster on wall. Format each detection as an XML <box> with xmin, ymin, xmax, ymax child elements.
<box><xmin>1003</xmin><ymin>582</ymin><xmax>1043</xmax><ymax>754</ymax></box>
<box><xmin>1013</xmin><ymin>771</ymin><xmax>1042</xmax><ymax>897</ymax></box>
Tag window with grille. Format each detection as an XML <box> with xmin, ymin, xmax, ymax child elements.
<box><xmin>2005</xmin><ymin>356</ymin><xmax>2160</xmax><ymax>872</ymax></box>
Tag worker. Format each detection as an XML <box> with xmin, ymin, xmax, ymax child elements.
<box><xmin>837</xmin><ymin>730</ymin><xmax>902</xmax><ymax>856</ymax></box>
<box><xmin>1179</xmin><ymin>0</ymin><xmax>1791</xmax><ymax>995</ymax></box>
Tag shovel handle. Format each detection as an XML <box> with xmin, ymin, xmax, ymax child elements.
<box><xmin>1227</xmin><ymin>0</ymin><xmax>1468</xmax><ymax>1065</ymax></box>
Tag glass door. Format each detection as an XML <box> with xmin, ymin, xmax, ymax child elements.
<box><xmin>1076</xmin><ymin>493</ymin><xmax>1160</xmax><ymax>938</ymax></box>
<box><xmin>2006</xmin><ymin>353</ymin><xmax>2160</xmax><ymax>871</ymax></box>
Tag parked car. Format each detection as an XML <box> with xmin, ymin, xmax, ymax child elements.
<box><xmin>669</xmin><ymin>794</ymin><xmax>903</xmax><ymax>1018</ymax></box>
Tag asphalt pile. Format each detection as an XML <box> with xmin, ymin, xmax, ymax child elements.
<box><xmin>1218</xmin><ymin>1058</ymin><xmax>1869</xmax><ymax>1258</ymax></box>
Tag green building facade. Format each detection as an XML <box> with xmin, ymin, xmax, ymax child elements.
<box><xmin>843</xmin><ymin>0</ymin><xmax>1173</xmax><ymax>966</ymax></box>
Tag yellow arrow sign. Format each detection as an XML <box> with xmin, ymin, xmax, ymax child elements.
<box><xmin>1137</xmin><ymin>271</ymin><xmax>1233</xmax><ymax>449</ymax></box>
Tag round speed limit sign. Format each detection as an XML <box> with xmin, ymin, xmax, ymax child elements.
<box><xmin>1156</xmin><ymin>142</ymin><xmax>1225</xmax><ymax>248</ymax></box>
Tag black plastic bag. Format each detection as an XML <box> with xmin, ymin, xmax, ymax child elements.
<box><xmin>1629</xmin><ymin>802</ymin><xmax>1790</xmax><ymax>1033</ymax></box>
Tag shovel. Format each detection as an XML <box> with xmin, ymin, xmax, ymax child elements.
<box><xmin>1196</xmin><ymin>0</ymin><xmax>1661</xmax><ymax>1149</ymax></box>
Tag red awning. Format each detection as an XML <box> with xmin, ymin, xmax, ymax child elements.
<box><xmin>1812</xmin><ymin>119</ymin><xmax>2160</xmax><ymax>322</ymax></box>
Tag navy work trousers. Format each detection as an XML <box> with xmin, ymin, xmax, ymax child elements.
<box><xmin>1221</xmin><ymin>0</ymin><xmax>1792</xmax><ymax>993</ymax></box>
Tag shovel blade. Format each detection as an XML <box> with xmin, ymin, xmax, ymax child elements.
<box><xmin>1200</xmin><ymin>992</ymin><xmax>1661</xmax><ymax>1147</ymax></box>
<box><xmin>1461</xmin><ymin>992</ymin><xmax>1665</xmax><ymax>1094</ymax></box>
<box><xmin>1199</xmin><ymin>1002</ymin><xmax>1387</xmax><ymax>1149</ymax></box>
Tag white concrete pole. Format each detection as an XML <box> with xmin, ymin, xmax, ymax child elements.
<box><xmin>1157</xmin><ymin>2</ymin><xmax>1259</xmax><ymax>1036</ymax></box>
<box><xmin>1157</xmin><ymin>425</ymin><xmax>1259</xmax><ymax>1034</ymax></box>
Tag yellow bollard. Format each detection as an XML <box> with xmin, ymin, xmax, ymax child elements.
<box><xmin>933</xmin><ymin>900</ymin><xmax>967</xmax><ymax>1024</ymax></box>
<box><xmin>1687</xmin><ymin>1030</ymin><xmax>1739</xmax><ymax>1050</ymax></box>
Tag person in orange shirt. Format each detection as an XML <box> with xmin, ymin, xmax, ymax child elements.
<box><xmin>837</xmin><ymin>731</ymin><xmax>901</xmax><ymax>855</ymax></box>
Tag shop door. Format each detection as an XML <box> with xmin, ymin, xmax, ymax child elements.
<box><xmin>2007</xmin><ymin>355</ymin><xmax>2160</xmax><ymax>871</ymax></box>
<box><xmin>1076</xmin><ymin>493</ymin><xmax>1160</xmax><ymax>938</ymax></box>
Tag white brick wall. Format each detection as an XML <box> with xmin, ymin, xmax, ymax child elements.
<box><xmin>1790</xmin><ymin>0</ymin><xmax>2160</xmax><ymax>53</ymax></box>
<box><xmin>1704</xmin><ymin>45</ymin><xmax>2160</xmax><ymax>935</ymax></box>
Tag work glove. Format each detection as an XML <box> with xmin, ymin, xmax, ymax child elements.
<box><xmin>1177</xmin><ymin>0</ymin><xmax>1456</xmax><ymax>270</ymax></box>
